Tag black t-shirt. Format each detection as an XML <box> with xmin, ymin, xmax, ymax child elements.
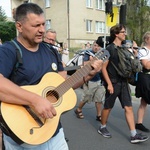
<box><xmin>106</xmin><ymin>43</ymin><xmax>122</xmax><ymax>81</ymax></box>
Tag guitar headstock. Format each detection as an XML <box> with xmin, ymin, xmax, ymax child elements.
<box><xmin>95</xmin><ymin>49</ymin><xmax>110</xmax><ymax>62</ymax></box>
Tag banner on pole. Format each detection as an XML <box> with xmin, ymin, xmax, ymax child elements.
<box><xmin>106</xmin><ymin>6</ymin><xmax>119</xmax><ymax>27</ymax></box>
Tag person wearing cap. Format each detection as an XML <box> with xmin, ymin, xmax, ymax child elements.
<box><xmin>74</xmin><ymin>40</ymin><xmax>105</xmax><ymax>121</ymax></box>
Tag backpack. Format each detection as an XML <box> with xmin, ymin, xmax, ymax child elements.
<box><xmin>111</xmin><ymin>46</ymin><xmax>142</xmax><ymax>85</ymax></box>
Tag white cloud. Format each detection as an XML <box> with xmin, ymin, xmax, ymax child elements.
<box><xmin>0</xmin><ymin>0</ymin><xmax>11</xmax><ymax>17</ymax></box>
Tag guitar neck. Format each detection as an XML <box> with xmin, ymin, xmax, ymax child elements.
<box><xmin>55</xmin><ymin>63</ymin><xmax>92</xmax><ymax>97</ymax></box>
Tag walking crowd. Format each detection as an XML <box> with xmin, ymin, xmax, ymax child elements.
<box><xmin>74</xmin><ymin>24</ymin><xmax>149</xmax><ymax>144</ymax></box>
<box><xmin>0</xmin><ymin>2</ymin><xmax>150</xmax><ymax>150</ymax></box>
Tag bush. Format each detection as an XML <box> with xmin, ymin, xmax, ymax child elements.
<box><xmin>0</xmin><ymin>21</ymin><xmax>16</xmax><ymax>43</ymax></box>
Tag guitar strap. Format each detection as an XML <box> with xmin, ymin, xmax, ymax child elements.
<box><xmin>11</xmin><ymin>40</ymin><xmax>23</xmax><ymax>72</ymax></box>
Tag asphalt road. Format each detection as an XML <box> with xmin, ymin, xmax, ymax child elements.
<box><xmin>61</xmin><ymin>87</ymin><xmax>150</xmax><ymax>150</ymax></box>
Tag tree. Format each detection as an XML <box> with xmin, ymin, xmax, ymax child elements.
<box><xmin>126</xmin><ymin>0</ymin><xmax>150</xmax><ymax>45</ymax></box>
<box><xmin>0</xmin><ymin>6</ymin><xmax>16</xmax><ymax>42</ymax></box>
<box><xmin>0</xmin><ymin>21</ymin><xmax>16</xmax><ymax>42</ymax></box>
<box><xmin>0</xmin><ymin>6</ymin><xmax>7</xmax><ymax>21</ymax></box>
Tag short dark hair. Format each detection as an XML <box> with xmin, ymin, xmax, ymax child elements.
<box><xmin>110</xmin><ymin>24</ymin><xmax>126</xmax><ymax>42</ymax></box>
<box><xmin>15</xmin><ymin>3</ymin><xmax>44</xmax><ymax>22</ymax></box>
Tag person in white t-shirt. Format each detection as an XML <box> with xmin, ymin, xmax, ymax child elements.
<box><xmin>135</xmin><ymin>31</ymin><xmax>150</xmax><ymax>133</ymax></box>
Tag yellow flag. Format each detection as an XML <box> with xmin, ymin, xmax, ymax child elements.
<box><xmin>106</xmin><ymin>6</ymin><xmax>119</xmax><ymax>27</ymax></box>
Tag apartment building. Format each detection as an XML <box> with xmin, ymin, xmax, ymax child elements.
<box><xmin>11</xmin><ymin>0</ymin><xmax>122</xmax><ymax>48</ymax></box>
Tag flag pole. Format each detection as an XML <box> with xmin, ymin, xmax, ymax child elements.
<box><xmin>104</xmin><ymin>13</ymin><xmax>107</xmax><ymax>49</ymax></box>
<box><xmin>104</xmin><ymin>0</ymin><xmax>113</xmax><ymax>48</ymax></box>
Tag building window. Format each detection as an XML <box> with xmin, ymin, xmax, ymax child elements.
<box><xmin>86</xmin><ymin>20</ymin><xmax>92</xmax><ymax>32</ymax></box>
<box><xmin>45</xmin><ymin>0</ymin><xmax>50</xmax><ymax>8</ymax></box>
<box><xmin>96</xmin><ymin>21</ymin><xmax>105</xmax><ymax>33</ymax></box>
<box><xmin>45</xmin><ymin>20</ymin><xmax>51</xmax><ymax>30</ymax></box>
<box><xmin>86</xmin><ymin>0</ymin><xmax>92</xmax><ymax>8</ymax></box>
<box><xmin>96</xmin><ymin>0</ymin><xmax>105</xmax><ymax>10</ymax></box>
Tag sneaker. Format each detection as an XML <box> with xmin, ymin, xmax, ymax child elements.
<box><xmin>135</xmin><ymin>123</ymin><xmax>150</xmax><ymax>132</ymax></box>
<box><xmin>98</xmin><ymin>127</ymin><xmax>112</xmax><ymax>138</ymax></box>
<box><xmin>130</xmin><ymin>133</ymin><xmax>149</xmax><ymax>144</ymax></box>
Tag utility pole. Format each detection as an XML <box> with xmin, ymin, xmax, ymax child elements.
<box><xmin>67</xmin><ymin>0</ymin><xmax>70</xmax><ymax>49</ymax></box>
<box><xmin>104</xmin><ymin>0</ymin><xmax>113</xmax><ymax>48</ymax></box>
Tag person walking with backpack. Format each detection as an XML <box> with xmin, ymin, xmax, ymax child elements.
<box><xmin>135</xmin><ymin>31</ymin><xmax>150</xmax><ymax>133</ymax></box>
<box><xmin>98</xmin><ymin>24</ymin><xmax>149</xmax><ymax>144</ymax></box>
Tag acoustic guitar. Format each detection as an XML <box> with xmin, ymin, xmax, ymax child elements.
<box><xmin>0</xmin><ymin>49</ymin><xmax>110</xmax><ymax>145</ymax></box>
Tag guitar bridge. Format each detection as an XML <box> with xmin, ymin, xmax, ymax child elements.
<box><xmin>23</xmin><ymin>105</ymin><xmax>44</xmax><ymax>127</ymax></box>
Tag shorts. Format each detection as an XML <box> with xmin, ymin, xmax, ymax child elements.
<box><xmin>135</xmin><ymin>72</ymin><xmax>150</xmax><ymax>104</ymax></box>
<box><xmin>104</xmin><ymin>81</ymin><xmax>132</xmax><ymax>109</ymax></box>
<box><xmin>81</xmin><ymin>80</ymin><xmax>105</xmax><ymax>103</ymax></box>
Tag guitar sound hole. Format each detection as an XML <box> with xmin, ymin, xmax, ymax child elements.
<box><xmin>46</xmin><ymin>90</ymin><xmax>59</xmax><ymax>103</ymax></box>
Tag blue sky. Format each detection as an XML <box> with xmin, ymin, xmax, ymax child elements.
<box><xmin>0</xmin><ymin>0</ymin><xmax>11</xmax><ymax>17</ymax></box>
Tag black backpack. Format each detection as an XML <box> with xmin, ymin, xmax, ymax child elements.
<box><xmin>111</xmin><ymin>46</ymin><xmax>142</xmax><ymax>85</ymax></box>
